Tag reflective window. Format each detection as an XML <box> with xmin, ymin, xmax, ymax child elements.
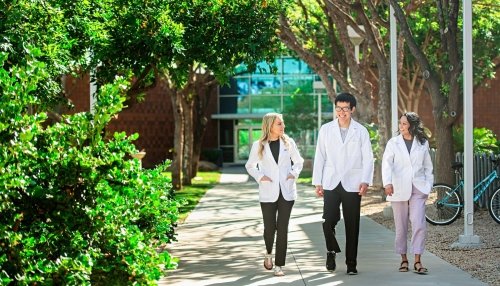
<box><xmin>250</xmin><ymin>76</ymin><xmax>281</xmax><ymax>95</ymax></box>
<box><xmin>251</xmin><ymin>96</ymin><xmax>281</xmax><ymax>114</ymax></box>
<box><xmin>220</xmin><ymin>77</ymin><xmax>250</xmax><ymax>96</ymax></box>
<box><xmin>283</xmin><ymin>75</ymin><xmax>314</xmax><ymax>94</ymax></box>
<box><xmin>283</xmin><ymin>58</ymin><xmax>313</xmax><ymax>74</ymax></box>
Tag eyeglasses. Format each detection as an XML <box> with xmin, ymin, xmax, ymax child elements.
<box><xmin>335</xmin><ymin>106</ymin><xmax>351</xmax><ymax>112</ymax></box>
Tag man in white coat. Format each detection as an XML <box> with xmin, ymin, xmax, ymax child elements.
<box><xmin>312</xmin><ymin>92</ymin><xmax>374</xmax><ymax>275</ymax></box>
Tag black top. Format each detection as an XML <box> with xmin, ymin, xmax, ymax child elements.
<box><xmin>269</xmin><ymin>139</ymin><xmax>280</xmax><ymax>163</ymax></box>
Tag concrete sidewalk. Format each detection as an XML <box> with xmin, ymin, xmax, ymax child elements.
<box><xmin>159</xmin><ymin>165</ymin><xmax>486</xmax><ymax>286</ymax></box>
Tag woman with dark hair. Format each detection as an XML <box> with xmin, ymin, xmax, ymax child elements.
<box><xmin>245</xmin><ymin>112</ymin><xmax>304</xmax><ymax>276</ymax></box>
<box><xmin>381</xmin><ymin>112</ymin><xmax>434</xmax><ymax>274</ymax></box>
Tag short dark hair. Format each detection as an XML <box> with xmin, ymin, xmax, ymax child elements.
<box><xmin>335</xmin><ymin>92</ymin><xmax>357</xmax><ymax>108</ymax></box>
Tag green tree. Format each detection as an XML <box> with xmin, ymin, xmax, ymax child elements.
<box><xmin>277</xmin><ymin>0</ymin><xmax>409</xmax><ymax>188</ymax></box>
<box><xmin>389</xmin><ymin>0</ymin><xmax>500</xmax><ymax>184</ymax></box>
<box><xmin>0</xmin><ymin>0</ymin><xmax>90</xmax><ymax>110</ymax></box>
<box><xmin>1</xmin><ymin>0</ymin><xmax>184</xmax><ymax>283</ymax></box>
<box><xmin>91</xmin><ymin>0</ymin><xmax>284</xmax><ymax>189</ymax></box>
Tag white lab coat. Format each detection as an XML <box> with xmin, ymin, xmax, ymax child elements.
<box><xmin>312</xmin><ymin>119</ymin><xmax>374</xmax><ymax>192</ymax></box>
<box><xmin>382</xmin><ymin>135</ymin><xmax>434</xmax><ymax>201</ymax></box>
<box><xmin>245</xmin><ymin>138</ymin><xmax>304</xmax><ymax>202</ymax></box>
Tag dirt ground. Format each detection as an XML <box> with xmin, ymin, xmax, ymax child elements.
<box><xmin>361</xmin><ymin>190</ymin><xmax>500</xmax><ymax>285</ymax></box>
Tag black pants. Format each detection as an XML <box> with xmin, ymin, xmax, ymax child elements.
<box><xmin>260</xmin><ymin>191</ymin><xmax>294</xmax><ymax>266</ymax></box>
<box><xmin>322</xmin><ymin>183</ymin><xmax>361</xmax><ymax>267</ymax></box>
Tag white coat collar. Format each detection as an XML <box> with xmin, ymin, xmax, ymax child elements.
<box><xmin>333</xmin><ymin>118</ymin><xmax>359</xmax><ymax>144</ymax></box>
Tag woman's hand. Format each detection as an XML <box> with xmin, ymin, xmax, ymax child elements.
<box><xmin>384</xmin><ymin>184</ymin><xmax>394</xmax><ymax>196</ymax></box>
<box><xmin>260</xmin><ymin>175</ymin><xmax>272</xmax><ymax>182</ymax></box>
<box><xmin>286</xmin><ymin>173</ymin><xmax>295</xmax><ymax>180</ymax></box>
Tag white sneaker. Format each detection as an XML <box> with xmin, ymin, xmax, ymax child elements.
<box><xmin>274</xmin><ymin>266</ymin><xmax>285</xmax><ymax>276</ymax></box>
<box><xmin>264</xmin><ymin>253</ymin><xmax>273</xmax><ymax>270</ymax></box>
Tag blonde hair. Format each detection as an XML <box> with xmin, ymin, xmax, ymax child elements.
<box><xmin>257</xmin><ymin>113</ymin><xmax>290</xmax><ymax>159</ymax></box>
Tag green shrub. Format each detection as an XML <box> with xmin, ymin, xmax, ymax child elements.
<box><xmin>0</xmin><ymin>52</ymin><xmax>179</xmax><ymax>285</ymax></box>
<box><xmin>453</xmin><ymin>125</ymin><xmax>500</xmax><ymax>154</ymax></box>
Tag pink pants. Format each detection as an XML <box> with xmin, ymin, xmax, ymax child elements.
<box><xmin>391</xmin><ymin>186</ymin><xmax>428</xmax><ymax>255</ymax></box>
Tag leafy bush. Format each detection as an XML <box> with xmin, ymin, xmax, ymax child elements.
<box><xmin>0</xmin><ymin>52</ymin><xmax>179</xmax><ymax>285</ymax></box>
<box><xmin>453</xmin><ymin>125</ymin><xmax>500</xmax><ymax>154</ymax></box>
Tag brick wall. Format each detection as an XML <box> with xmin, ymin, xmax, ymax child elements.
<box><xmin>473</xmin><ymin>65</ymin><xmax>500</xmax><ymax>137</ymax></box>
<box><xmin>417</xmin><ymin>64</ymin><xmax>500</xmax><ymax>138</ymax></box>
<box><xmin>65</xmin><ymin>74</ymin><xmax>218</xmax><ymax>168</ymax></box>
<box><xmin>105</xmin><ymin>79</ymin><xmax>175</xmax><ymax>168</ymax></box>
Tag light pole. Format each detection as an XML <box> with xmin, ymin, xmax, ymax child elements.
<box><xmin>347</xmin><ymin>25</ymin><xmax>365</xmax><ymax>64</ymax></box>
<box><xmin>313</xmin><ymin>79</ymin><xmax>326</xmax><ymax>133</ymax></box>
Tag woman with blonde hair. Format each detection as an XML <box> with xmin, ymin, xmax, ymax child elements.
<box><xmin>245</xmin><ymin>112</ymin><xmax>304</xmax><ymax>276</ymax></box>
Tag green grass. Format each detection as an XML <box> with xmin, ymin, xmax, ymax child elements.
<box><xmin>165</xmin><ymin>171</ymin><xmax>221</xmax><ymax>222</ymax></box>
<box><xmin>297</xmin><ymin>169</ymin><xmax>312</xmax><ymax>184</ymax></box>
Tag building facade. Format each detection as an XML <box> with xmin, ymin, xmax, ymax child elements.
<box><xmin>65</xmin><ymin>57</ymin><xmax>500</xmax><ymax>168</ymax></box>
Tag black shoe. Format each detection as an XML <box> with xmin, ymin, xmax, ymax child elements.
<box><xmin>326</xmin><ymin>252</ymin><xmax>336</xmax><ymax>271</ymax></box>
<box><xmin>347</xmin><ymin>267</ymin><xmax>358</xmax><ymax>275</ymax></box>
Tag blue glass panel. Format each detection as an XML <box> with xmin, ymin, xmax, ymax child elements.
<box><xmin>250</xmin><ymin>76</ymin><xmax>281</xmax><ymax>95</ymax></box>
<box><xmin>220</xmin><ymin>77</ymin><xmax>250</xmax><ymax>95</ymax></box>
<box><xmin>283</xmin><ymin>58</ymin><xmax>313</xmax><ymax>74</ymax></box>
<box><xmin>254</xmin><ymin>61</ymin><xmax>275</xmax><ymax>74</ymax></box>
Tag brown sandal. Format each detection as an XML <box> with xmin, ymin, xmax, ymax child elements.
<box><xmin>399</xmin><ymin>260</ymin><xmax>409</xmax><ymax>272</ymax></box>
<box><xmin>414</xmin><ymin>261</ymin><xmax>428</xmax><ymax>274</ymax></box>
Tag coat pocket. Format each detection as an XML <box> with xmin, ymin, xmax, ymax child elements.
<box><xmin>259</xmin><ymin>180</ymin><xmax>273</xmax><ymax>193</ymax></box>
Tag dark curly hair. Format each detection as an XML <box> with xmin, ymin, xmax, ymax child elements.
<box><xmin>399</xmin><ymin>112</ymin><xmax>428</xmax><ymax>145</ymax></box>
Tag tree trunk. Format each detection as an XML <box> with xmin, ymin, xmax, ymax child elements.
<box><xmin>373</xmin><ymin>67</ymin><xmax>392</xmax><ymax>190</ymax></box>
<box><xmin>181</xmin><ymin>89</ymin><xmax>194</xmax><ymax>186</ymax></box>
<box><xmin>191</xmin><ymin>75</ymin><xmax>217</xmax><ymax>178</ymax></box>
<box><xmin>433</xmin><ymin>118</ymin><xmax>455</xmax><ymax>185</ymax></box>
<box><xmin>169</xmin><ymin>88</ymin><xmax>184</xmax><ymax>190</ymax></box>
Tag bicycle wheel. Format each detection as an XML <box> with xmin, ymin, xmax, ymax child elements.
<box><xmin>488</xmin><ymin>188</ymin><xmax>500</xmax><ymax>224</ymax></box>
<box><xmin>425</xmin><ymin>184</ymin><xmax>462</xmax><ymax>225</ymax></box>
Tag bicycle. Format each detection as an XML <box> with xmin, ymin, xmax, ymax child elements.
<box><xmin>425</xmin><ymin>158</ymin><xmax>500</xmax><ymax>225</ymax></box>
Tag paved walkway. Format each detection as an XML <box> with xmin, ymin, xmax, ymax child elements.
<box><xmin>158</xmin><ymin>165</ymin><xmax>486</xmax><ymax>286</ymax></box>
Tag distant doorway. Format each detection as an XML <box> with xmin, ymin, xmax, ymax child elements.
<box><xmin>235</xmin><ymin>126</ymin><xmax>261</xmax><ymax>163</ymax></box>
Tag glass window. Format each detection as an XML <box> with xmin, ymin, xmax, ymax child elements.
<box><xmin>283</xmin><ymin>58</ymin><xmax>313</xmax><ymax>74</ymax></box>
<box><xmin>219</xmin><ymin>120</ymin><xmax>234</xmax><ymax>145</ymax></box>
<box><xmin>251</xmin><ymin>95</ymin><xmax>281</xmax><ymax>114</ymax></box>
<box><xmin>254</xmin><ymin>61</ymin><xmax>277</xmax><ymax>75</ymax></box>
<box><xmin>250</xmin><ymin>76</ymin><xmax>281</xmax><ymax>95</ymax></box>
<box><xmin>220</xmin><ymin>77</ymin><xmax>250</xmax><ymax>96</ymax></box>
<box><xmin>237</xmin><ymin>95</ymin><xmax>250</xmax><ymax>114</ymax></box>
<box><xmin>321</xmin><ymin>94</ymin><xmax>334</xmax><ymax>112</ymax></box>
<box><xmin>283</xmin><ymin>94</ymin><xmax>316</xmax><ymax>113</ymax></box>
<box><xmin>283</xmin><ymin>75</ymin><xmax>314</xmax><ymax>94</ymax></box>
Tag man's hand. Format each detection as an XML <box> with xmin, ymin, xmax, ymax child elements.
<box><xmin>315</xmin><ymin>185</ymin><xmax>324</xmax><ymax>197</ymax></box>
<box><xmin>358</xmin><ymin>183</ymin><xmax>369</xmax><ymax>196</ymax></box>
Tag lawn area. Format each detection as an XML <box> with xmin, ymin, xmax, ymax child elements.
<box><xmin>297</xmin><ymin>169</ymin><xmax>312</xmax><ymax>184</ymax></box>
<box><xmin>166</xmin><ymin>171</ymin><xmax>221</xmax><ymax>222</ymax></box>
